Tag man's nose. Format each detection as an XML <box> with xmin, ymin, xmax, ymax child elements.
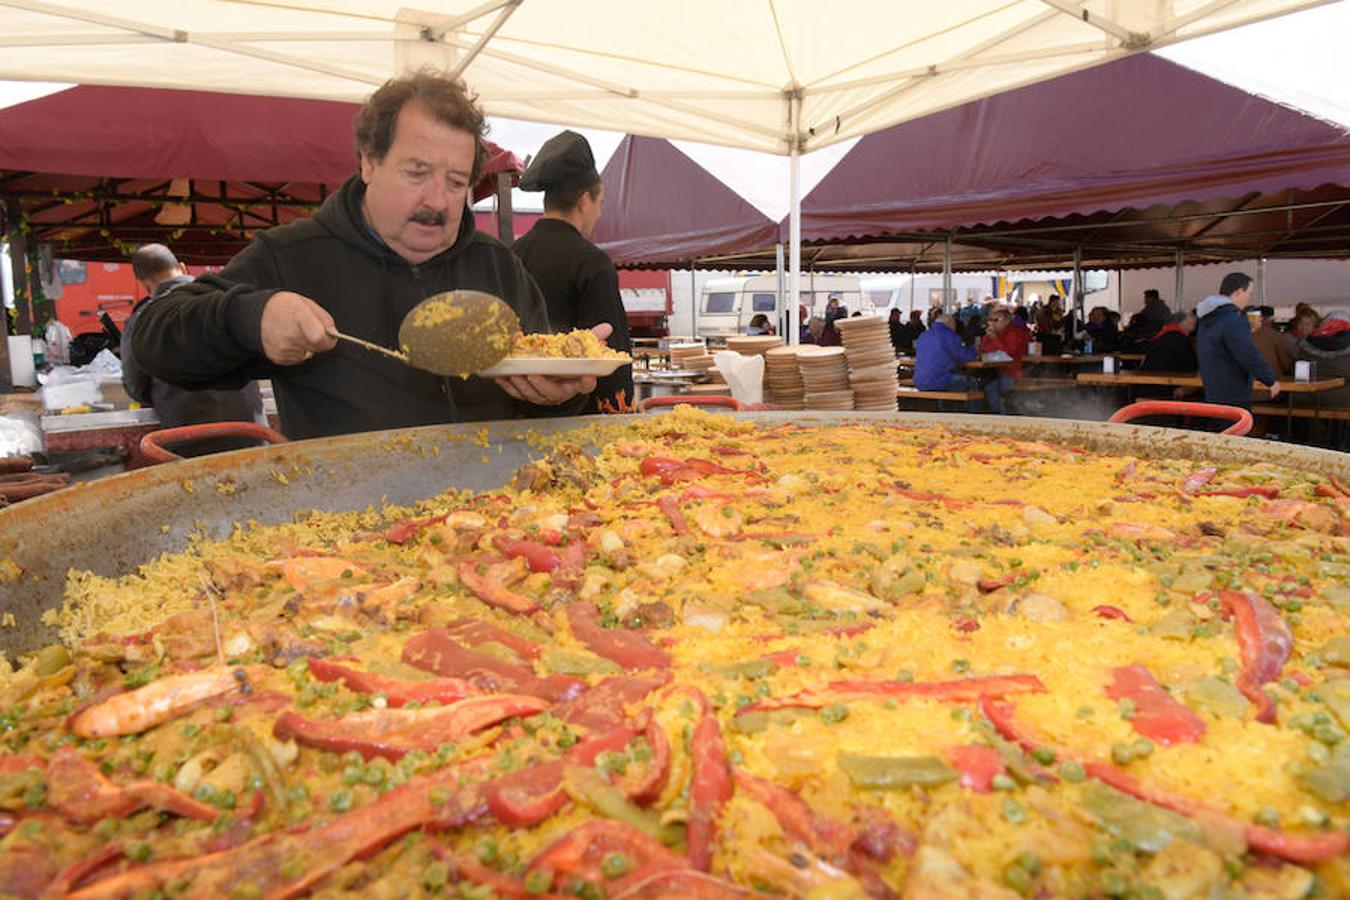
<box><xmin>422</xmin><ymin>174</ymin><xmax>451</xmax><ymax>208</ymax></box>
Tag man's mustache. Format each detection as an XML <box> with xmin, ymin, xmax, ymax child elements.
<box><xmin>410</xmin><ymin>209</ymin><xmax>447</xmax><ymax>226</ymax></box>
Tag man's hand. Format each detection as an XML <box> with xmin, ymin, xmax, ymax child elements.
<box><xmin>1267</xmin><ymin>380</ymin><xmax>1281</xmax><ymax>400</ymax></box>
<box><xmin>493</xmin><ymin>323</ymin><xmax>615</xmax><ymax>408</ymax></box>
<box><xmin>261</xmin><ymin>291</ymin><xmax>338</xmax><ymax>365</ymax></box>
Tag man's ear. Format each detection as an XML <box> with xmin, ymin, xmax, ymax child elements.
<box><xmin>359</xmin><ymin>151</ymin><xmax>375</xmax><ymax>184</ymax></box>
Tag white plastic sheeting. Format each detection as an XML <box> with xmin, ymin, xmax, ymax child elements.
<box><xmin>0</xmin><ymin>0</ymin><xmax>1330</xmax><ymax>153</ymax></box>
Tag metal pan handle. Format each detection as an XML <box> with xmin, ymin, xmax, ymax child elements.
<box><xmin>1109</xmin><ymin>401</ymin><xmax>1253</xmax><ymax>437</ymax></box>
<box><xmin>140</xmin><ymin>422</ymin><xmax>289</xmax><ymax>464</ymax></box>
<box><xmin>638</xmin><ymin>396</ymin><xmax>743</xmax><ymax>413</ymax></box>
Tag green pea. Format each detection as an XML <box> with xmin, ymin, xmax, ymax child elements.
<box><xmin>1015</xmin><ymin>851</ymin><xmax>1042</xmax><ymax>875</ymax></box>
<box><xmin>1060</xmin><ymin>761</ymin><xmax>1086</xmax><ymax>783</ymax></box>
<box><xmin>476</xmin><ymin>837</ymin><xmax>499</xmax><ymax>864</ymax></box>
<box><xmin>1118</xmin><ymin>699</ymin><xmax>1137</xmax><ymax>721</ymax></box>
<box><xmin>329</xmin><ymin>790</ymin><xmax>354</xmax><ymax>812</ymax></box>
<box><xmin>992</xmin><ymin>773</ymin><xmax>1016</xmax><ymax>792</ymax></box>
<box><xmin>1132</xmin><ymin>739</ymin><xmax>1154</xmax><ymax>758</ymax></box>
<box><xmin>524</xmin><ymin>868</ymin><xmax>554</xmax><ymax>895</ymax></box>
<box><xmin>1002</xmin><ymin>863</ymin><xmax>1031</xmax><ymax>892</ymax></box>
<box><xmin>1002</xmin><ymin>797</ymin><xmax>1026</xmax><ymax>824</ymax></box>
<box><xmin>1111</xmin><ymin>743</ymin><xmax>1135</xmax><ymax>765</ymax></box>
<box><xmin>424</xmin><ymin>862</ymin><xmax>449</xmax><ymax>891</ymax></box>
<box><xmin>1032</xmin><ymin>747</ymin><xmax>1056</xmax><ymax>765</ymax></box>
<box><xmin>125</xmin><ymin>841</ymin><xmax>153</xmax><ymax>862</ymax></box>
<box><xmin>342</xmin><ymin>766</ymin><xmax>362</xmax><ymax>785</ymax></box>
<box><xmin>601</xmin><ymin>851</ymin><xmax>633</xmax><ymax>879</ymax></box>
<box><xmin>1254</xmin><ymin>807</ymin><xmax>1280</xmax><ymax>828</ymax></box>
<box><xmin>895</xmin><ymin>669</ymin><xmax>914</xmax><ymax>683</ymax></box>
<box><xmin>213</xmin><ymin>706</ymin><xmax>234</xmax><ymax>723</ymax></box>
<box><xmin>820</xmin><ymin>704</ymin><xmax>850</xmax><ymax>724</ymax></box>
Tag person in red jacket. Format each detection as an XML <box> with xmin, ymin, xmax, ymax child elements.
<box><xmin>978</xmin><ymin>306</ymin><xmax>1030</xmax><ymax>414</ymax></box>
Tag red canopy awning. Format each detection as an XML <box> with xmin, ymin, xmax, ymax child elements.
<box><xmin>592</xmin><ymin>135</ymin><xmax>777</xmax><ymax>268</ymax></box>
<box><xmin>0</xmin><ymin>85</ymin><xmax>522</xmax><ymax>264</ymax></box>
<box><xmin>798</xmin><ymin>53</ymin><xmax>1350</xmax><ymax>243</ymax></box>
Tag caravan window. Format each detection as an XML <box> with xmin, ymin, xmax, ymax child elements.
<box><xmin>705</xmin><ymin>292</ymin><xmax>736</xmax><ymax>314</ymax></box>
<box><xmin>751</xmin><ymin>292</ymin><xmax>776</xmax><ymax>312</ymax></box>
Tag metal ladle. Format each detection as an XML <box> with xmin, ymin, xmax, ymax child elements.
<box><xmin>328</xmin><ymin>290</ymin><xmax>521</xmax><ymax>377</ymax></box>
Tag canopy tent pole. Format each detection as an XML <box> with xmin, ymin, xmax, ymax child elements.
<box><xmin>942</xmin><ymin>234</ymin><xmax>952</xmax><ymax>311</ymax></box>
<box><xmin>5</xmin><ymin>202</ymin><xmax>31</xmax><ymax>336</ymax></box>
<box><xmin>494</xmin><ymin>173</ymin><xmax>514</xmax><ymax>245</ymax></box>
<box><xmin>775</xmin><ymin>243</ymin><xmax>786</xmax><ymax>338</ymax></box>
<box><xmin>689</xmin><ymin>263</ymin><xmax>697</xmax><ymax>341</ymax></box>
<box><xmin>1257</xmin><ymin>256</ymin><xmax>1267</xmax><ymax>306</ymax></box>
<box><xmin>1072</xmin><ymin>245</ymin><xmax>1083</xmax><ymax>321</ymax></box>
<box><xmin>787</xmin><ymin>89</ymin><xmax>802</xmax><ymax>347</ymax></box>
<box><xmin>1174</xmin><ymin>248</ymin><xmax>1185</xmax><ymax>310</ymax></box>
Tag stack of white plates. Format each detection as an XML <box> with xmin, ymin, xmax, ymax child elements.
<box><xmin>763</xmin><ymin>345</ymin><xmax>805</xmax><ymax>409</ymax></box>
<box><xmin>797</xmin><ymin>346</ymin><xmax>854</xmax><ymax>411</ymax></box>
<box><xmin>836</xmin><ymin>315</ymin><xmax>899</xmax><ymax>412</ymax></box>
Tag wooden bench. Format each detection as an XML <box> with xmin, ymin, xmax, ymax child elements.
<box><xmin>1252</xmin><ymin>404</ymin><xmax>1350</xmax><ymax>420</ymax></box>
<box><xmin>897</xmin><ymin>387</ymin><xmax>984</xmax><ymax>403</ymax></box>
<box><xmin>1010</xmin><ymin>377</ymin><xmax>1074</xmax><ymax>393</ymax></box>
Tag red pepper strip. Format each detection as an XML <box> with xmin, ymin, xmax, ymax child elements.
<box><xmin>1196</xmin><ymin>485</ymin><xmax>1280</xmax><ymax>499</ymax></box>
<box><xmin>1115</xmin><ymin>460</ymin><xmax>1137</xmax><ymax>482</ymax></box>
<box><xmin>550</xmin><ymin>538</ymin><xmax>591</xmax><ymax>591</ymax></box>
<box><xmin>982</xmin><ymin>700</ymin><xmax>1348</xmax><ymax>864</ymax></box>
<box><xmin>732</xmin><ymin>769</ymin><xmax>855</xmax><ymax>860</ymax></box>
<box><xmin>566</xmin><ymin>601</ymin><xmax>672</xmax><ymax>670</ymax></box>
<box><xmin>615</xmin><ymin>710</ymin><xmax>672</xmax><ymax>806</ymax></box>
<box><xmin>951</xmin><ymin>616</ymin><xmax>981</xmax><ymax>633</ymax></box>
<box><xmin>528</xmin><ymin>820</ymin><xmax>689</xmax><ymax>895</ymax></box>
<box><xmin>682</xmin><ymin>484</ymin><xmax>734</xmax><ymax>501</ymax></box>
<box><xmin>67</xmin><ymin>757</ymin><xmax>494</xmax><ymax>900</ymax></box>
<box><xmin>0</xmin><ymin>753</ymin><xmax>44</xmax><ymax>774</ymax></box>
<box><xmin>440</xmin><ymin>617</ymin><xmax>542</xmax><ymax>660</ymax></box>
<box><xmin>383</xmin><ymin>514</ymin><xmax>447</xmax><ymax>545</ymax></box>
<box><xmin>1329</xmin><ymin>473</ymin><xmax>1350</xmax><ymax>498</ymax></box>
<box><xmin>483</xmin><ymin>723</ymin><xmax>640</xmax><ymax>827</ymax></box>
<box><xmin>611</xmin><ymin>869</ymin><xmax>753</xmax><ymax>899</ymax></box>
<box><xmin>47</xmin><ymin>842</ymin><xmax>126</xmax><ymax>896</ymax></box>
<box><xmin>1105</xmin><ymin>664</ymin><xmax>1207</xmax><ymax>746</ymax></box>
<box><xmin>656</xmin><ymin>495</ymin><xmax>688</xmax><ymax>535</ymax></box>
<box><xmin>493</xmin><ymin>535</ymin><xmax>563</xmax><ymax>573</ymax></box>
<box><xmin>682</xmin><ymin>458</ymin><xmax>750</xmax><ymax>477</ymax></box>
<box><xmin>306</xmin><ymin>657</ymin><xmax>476</xmax><ymax>707</ymax></box>
<box><xmin>1092</xmin><ymin>605</ymin><xmax>1134</xmax><ymax>622</ymax></box>
<box><xmin>558</xmin><ymin>673</ymin><xmax>672</xmax><ymax>732</ymax></box>
<box><xmin>892</xmin><ymin>485</ymin><xmax>944</xmax><ymax>501</ymax></box>
<box><xmin>687</xmin><ymin>692</ymin><xmax>731</xmax><ymax>872</ymax></box>
<box><xmin>1217</xmin><ymin>590</ymin><xmax>1293</xmax><ymax>724</ymax></box>
<box><xmin>711</xmin><ymin>445</ymin><xmax>751</xmax><ymax>457</ymax></box>
<box><xmin>47</xmin><ymin>747</ymin><xmax>219</xmax><ymax>825</ymax></box>
<box><xmin>403</xmin><ymin>629</ymin><xmax>583</xmax><ymax>703</ymax></box>
<box><xmin>1180</xmin><ymin>466</ymin><xmax>1219</xmax><ymax>493</ymax></box>
<box><xmin>639</xmin><ymin>456</ymin><xmax>702</xmax><ymax>485</ymax></box>
<box><xmin>273</xmin><ymin>694</ymin><xmax>551</xmax><ymax>761</ymax></box>
<box><xmin>977</xmin><ymin>572</ymin><xmax>1022</xmax><ymax>593</ymax></box>
<box><xmin>941</xmin><ymin>744</ymin><xmax>1006</xmax><ymax>793</ymax></box>
<box><xmin>744</xmin><ymin>674</ymin><xmax>1046</xmax><ymax>713</ymax></box>
<box><xmin>457</xmin><ymin>561</ymin><xmax>537</xmax><ymax>614</ymax></box>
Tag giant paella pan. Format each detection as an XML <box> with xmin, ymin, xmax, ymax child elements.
<box><xmin>0</xmin><ymin>408</ymin><xmax>1347</xmax><ymax>898</ymax></box>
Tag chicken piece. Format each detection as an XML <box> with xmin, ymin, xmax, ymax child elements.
<box><xmin>1141</xmin><ymin>839</ymin><xmax>1223</xmax><ymax>900</ymax></box>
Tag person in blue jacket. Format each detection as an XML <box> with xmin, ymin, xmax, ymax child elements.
<box><xmin>1195</xmin><ymin>272</ymin><xmax>1281</xmax><ymax>410</ymax></box>
<box><xmin>913</xmin><ymin>313</ymin><xmax>978</xmax><ymax>391</ymax></box>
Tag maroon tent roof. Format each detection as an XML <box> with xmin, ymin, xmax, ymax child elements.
<box><xmin>798</xmin><ymin>53</ymin><xmax>1350</xmax><ymax>243</ymax></box>
<box><xmin>592</xmin><ymin>134</ymin><xmax>777</xmax><ymax>268</ymax></box>
<box><xmin>0</xmin><ymin>85</ymin><xmax>522</xmax><ymax>264</ymax></box>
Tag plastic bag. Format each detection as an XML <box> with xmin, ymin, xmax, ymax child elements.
<box><xmin>713</xmin><ymin>350</ymin><xmax>764</xmax><ymax>405</ymax></box>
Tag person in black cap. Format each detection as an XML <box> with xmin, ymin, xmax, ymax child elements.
<box><xmin>512</xmin><ymin>130</ymin><xmax>633</xmax><ymax>414</ymax></box>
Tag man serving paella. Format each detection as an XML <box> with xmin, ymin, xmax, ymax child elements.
<box><xmin>1</xmin><ymin>407</ymin><xmax>1348</xmax><ymax>897</ymax></box>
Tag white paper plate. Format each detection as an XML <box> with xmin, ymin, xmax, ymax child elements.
<box><xmin>478</xmin><ymin>357</ymin><xmax>630</xmax><ymax>378</ymax></box>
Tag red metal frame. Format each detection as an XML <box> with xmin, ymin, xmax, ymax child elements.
<box><xmin>139</xmin><ymin>422</ymin><xmax>288</xmax><ymax>464</ymax></box>
<box><xmin>1108</xmin><ymin>400</ymin><xmax>1253</xmax><ymax>437</ymax></box>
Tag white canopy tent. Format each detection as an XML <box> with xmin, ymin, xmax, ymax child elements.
<box><xmin>0</xmin><ymin>0</ymin><xmax>1332</xmax><ymax>340</ymax></box>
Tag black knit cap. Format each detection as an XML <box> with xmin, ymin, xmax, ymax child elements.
<box><xmin>519</xmin><ymin>130</ymin><xmax>600</xmax><ymax>193</ymax></box>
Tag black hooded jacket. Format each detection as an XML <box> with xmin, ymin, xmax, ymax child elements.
<box><xmin>129</xmin><ymin>175</ymin><xmax>564</xmax><ymax>440</ymax></box>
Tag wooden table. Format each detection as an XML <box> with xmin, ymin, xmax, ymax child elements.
<box><xmin>1076</xmin><ymin>372</ymin><xmax>1346</xmax><ymax>436</ymax></box>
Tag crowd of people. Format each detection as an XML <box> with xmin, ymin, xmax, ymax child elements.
<box><xmin>898</xmin><ymin>273</ymin><xmax>1348</xmax><ymax>432</ymax></box>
